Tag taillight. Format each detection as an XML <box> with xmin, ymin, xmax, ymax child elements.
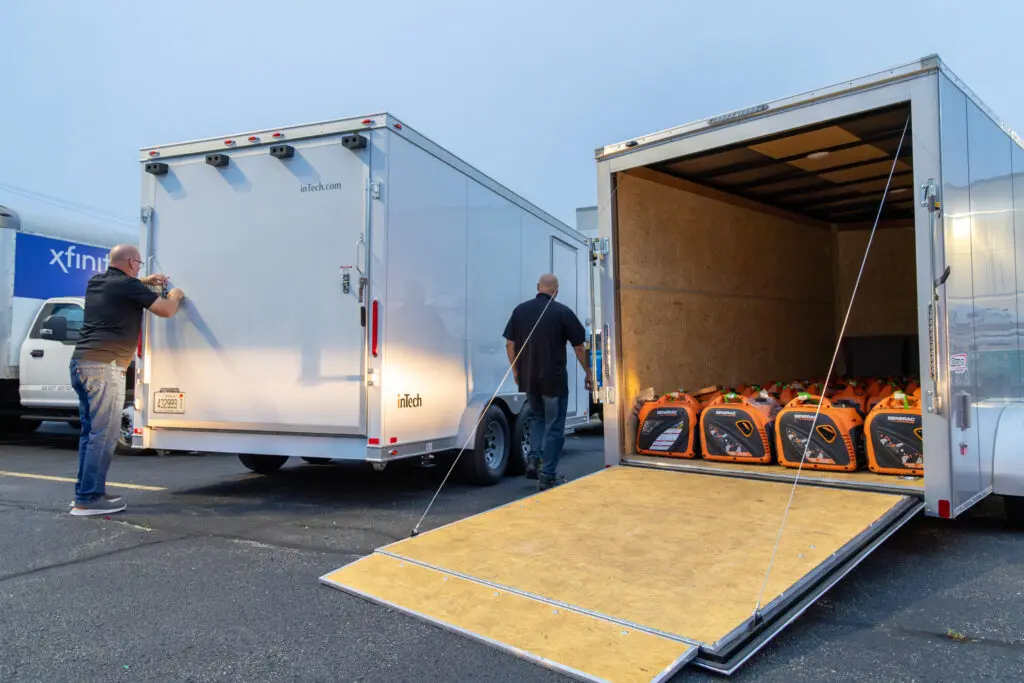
<box><xmin>137</xmin><ymin>334</ymin><xmax>142</xmax><ymax>359</ymax></box>
<box><xmin>371</xmin><ymin>299</ymin><xmax>379</xmax><ymax>357</ymax></box>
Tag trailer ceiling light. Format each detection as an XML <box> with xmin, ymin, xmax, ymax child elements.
<box><xmin>806</xmin><ymin>150</ymin><xmax>830</xmax><ymax>160</ymax></box>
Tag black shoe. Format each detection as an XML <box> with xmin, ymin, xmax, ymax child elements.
<box><xmin>539</xmin><ymin>474</ymin><xmax>566</xmax><ymax>491</ymax></box>
<box><xmin>525</xmin><ymin>456</ymin><xmax>540</xmax><ymax>480</ymax></box>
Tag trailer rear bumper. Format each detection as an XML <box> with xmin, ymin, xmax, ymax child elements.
<box><xmin>139</xmin><ymin>428</ymin><xmax>371</xmax><ymax>461</ymax></box>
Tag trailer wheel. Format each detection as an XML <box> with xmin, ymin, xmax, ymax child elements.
<box><xmin>1005</xmin><ymin>496</ymin><xmax>1024</xmax><ymax>529</ymax></box>
<box><xmin>238</xmin><ymin>454</ymin><xmax>289</xmax><ymax>475</ymax></box>
<box><xmin>507</xmin><ymin>404</ymin><xmax>535</xmax><ymax>476</ymax></box>
<box><xmin>458</xmin><ymin>406</ymin><xmax>510</xmax><ymax>485</ymax></box>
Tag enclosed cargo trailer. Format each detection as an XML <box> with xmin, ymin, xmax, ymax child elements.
<box><xmin>132</xmin><ymin>114</ymin><xmax>591</xmax><ymax>483</ymax></box>
<box><xmin>321</xmin><ymin>56</ymin><xmax>1024</xmax><ymax>681</ymax></box>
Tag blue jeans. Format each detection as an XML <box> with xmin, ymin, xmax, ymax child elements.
<box><xmin>70</xmin><ymin>359</ymin><xmax>126</xmax><ymax>504</ymax></box>
<box><xmin>527</xmin><ymin>393</ymin><xmax>568</xmax><ymax>479</ymax></box>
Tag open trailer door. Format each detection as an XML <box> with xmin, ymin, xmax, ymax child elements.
<box><xmin>322</xmin><ymin>466</ymin><xmax>923</xmax><ymax>680</ymax></box>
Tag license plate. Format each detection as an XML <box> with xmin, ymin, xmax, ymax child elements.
<box><xmin>153</xmin><ymin>391</ymin><xmax>186</xmax><ymax>414</ymax></box>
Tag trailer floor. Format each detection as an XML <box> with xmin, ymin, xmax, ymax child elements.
<box><xmin>321</xmin><ymin>465</ymin><xmax>922</xmax><ymax>680</ymax></box>
<box><xmin>624</xmin><ymin>454</ymin><xmax>924</xmax><ymax>495</ymax></box>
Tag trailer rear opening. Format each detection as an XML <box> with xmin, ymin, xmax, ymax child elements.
<box><xmin>612</xmin><ymin>101</ymin><xmax>924</xmax><ymax>493</ymax></box>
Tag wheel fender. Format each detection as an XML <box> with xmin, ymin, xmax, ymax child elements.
<box><xmin>992</xmin><ymin>403</ymin><xmax>1024</xmax><ymax>497</ymax></box>
<box><xmin>455</xmin><ymin>395</ymin><xmax>523</xmax><ymax>447</ymax></box>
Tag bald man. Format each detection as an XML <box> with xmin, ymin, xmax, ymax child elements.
<box><xmin>503</xmin><ymin>274</ymin><xmax>593</xmax><ymax>490</ymax></box>
<box><xmin>69</xmin><ymin>244</ymin><xmax>185</xmax><ymax>516</ymax></box>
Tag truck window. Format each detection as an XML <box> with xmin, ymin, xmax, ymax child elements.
<box><xmin>30</xmin><ymin>303</ymin><xmax>85</xmax><ymax>343</ymax></box>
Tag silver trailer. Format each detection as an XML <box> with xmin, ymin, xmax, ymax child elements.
<box><xmin>319</xmin><ymin>56</ymin><xmax>1024</xmax><ymax>683</ymax></box>
<box><xmin>132</xmin><ymin>114</ymin><xmax>591</xmax><ymax>484</ymax></box>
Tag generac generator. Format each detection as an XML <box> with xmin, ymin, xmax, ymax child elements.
<box><xmin>694</xmin><ymin>385</ymin><xmax>726</xmax><ymax>409</ymax></box>
<box><xmin>776</xmin><ymin>394</ymin><xmax>865</xmax><ymax>472</ymax></box>
<box><xmin>865</xmin><ymin>390</ymin><xmax>924</xmax><ymax>476</ymax></box>
<box><xmin>636</xmin><ymin>392</ymin><xmax>702</xmax><ymax>458</ymax></box>
<box><xmin>700</xmin><ymin>392</ymin><xmax>780</xmax><ymax>464</ymax></box>
<box><xmin>832</xmin><ymin>380</ymin><xmax>869</xmax><ymax>416</ymax></box>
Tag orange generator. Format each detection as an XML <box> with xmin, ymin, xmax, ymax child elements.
<box><xmin>636</xmin><ymin>392</ymin><xmax>702</xmax><ymax>458</ymax></box>
<box><xmin>700</xmin><ymin>392</ymin><xmax>780</xmax><ymax>464</ymax></box>
<box><xmin>865</xmin><ymin>391</ymin><xmax>924</xmax><ymax>476</ymax></box>
<box><xmin>775</xmin><ymin>394</ymin><xmax>865</xmax><ymax>472</ymax></box>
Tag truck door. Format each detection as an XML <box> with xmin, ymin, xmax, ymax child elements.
<box><xmin>551</xmin><ymin>236</ymin><xmax>580</xmax><ymax>417</ymax></box>
<box><xmin>19</xmin><ymin>299</ymin><xmax>84</xmax><ymax>409</ymax></box>
<box><xmin>142</xmin><ymin>134</ymin><xmax>371</xmax><ymax>435</ymax></box>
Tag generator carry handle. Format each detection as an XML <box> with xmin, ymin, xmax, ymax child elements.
<box><xmin>707</xmin><ymin>392</ymin><xmax>748</xmax><ymax>406</ymax></box>
<box><xmin>784</xmin><ymin>393</ymin><xmax>833</xmax><ymax>409</ymax></box>
<box><xmin>873</xmin><ymin>391</ymin><xmax>920</xmax><ymax>411</ymax></box>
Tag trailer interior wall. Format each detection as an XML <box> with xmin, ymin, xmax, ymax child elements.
<box><xmin>613</xmin><ymin>103</ymin><xmax>921</xmax><ymax>457</ymax></box>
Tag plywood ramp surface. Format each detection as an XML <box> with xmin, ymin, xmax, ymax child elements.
<box><xmin>322</xmin><ymin>553</ymin><xmax>696</xmax><ymax>683</ymax></box>
<box><xmin>378</xmin><ymin>466</ymin><xmax>907</xmax><ymax>648</ymax></box>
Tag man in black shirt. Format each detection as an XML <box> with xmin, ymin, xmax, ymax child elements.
<box><xmin>503</xmin><ymin>274</ymin><xmax>592</xmax><ymax>490</ymax></box>
<box><xmin>69</xmin><ymin>244</ymin><xmax>185</xmax><ymax>516</ymax></box>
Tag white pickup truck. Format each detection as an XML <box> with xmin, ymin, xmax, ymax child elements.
<box><xmin>0</xmin><ymin>204</ymin><xmax>138</xmax><ymax>450</ymax></box>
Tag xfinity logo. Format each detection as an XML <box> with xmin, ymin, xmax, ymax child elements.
<box><xmin>300</xmin><ymin>182</ymin><xmax>343</xmax><ymax>193</ymax></box>
<box><xmin>398</xmin><ymin>393</ymin><xmax>423</xmax><ymax>409</ymax></box>
<box><xmin>48</xmin><ymin>245</ymin><xmax>110</xmax><ymax>275</ymax></box>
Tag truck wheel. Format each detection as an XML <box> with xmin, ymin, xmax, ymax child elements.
<box><xmin>1005</xmin><ymin>496</ymin><xmax>1024</xmax><ymax>529</ymax></box>
<box><xmin>507</xmin><ymin>404</ymin><xmax>535</xmax><ymax>476</ymax></box>
<box><xmin>238</xmin><ymin>453</ymin><xmax>289</xmax><ymax>474</ymax></box>
<box><xmin>458</xmin><ymin>406</ymin><xmax>510</xmax><ymax>485</ymax></box>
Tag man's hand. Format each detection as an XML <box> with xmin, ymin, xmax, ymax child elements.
<box><xmin>585</xmin><ymin>373</ymin><xmax>593</xmax><ymax>391</ymax></box>
<box><xmin>140</xmin><ymin>273</ymin><xmax>170</xmax><ymax>287</ymax></box>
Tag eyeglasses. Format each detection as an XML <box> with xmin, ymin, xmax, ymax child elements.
<box><xmin>129</xmin><ymin>258</ymin><xmax>144</xmax><ymax>267</ymax></box>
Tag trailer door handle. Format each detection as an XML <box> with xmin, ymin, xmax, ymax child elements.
<box><xmin>30</xmin><ymin>350</ymin><xmax>44</xmax><ymax>358</ymax></box>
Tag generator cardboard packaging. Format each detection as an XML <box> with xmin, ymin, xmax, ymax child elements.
<box><xmin>865</xmin><ymin>390</ymin><xmax>924</xmax><ymax>476</ymax></box>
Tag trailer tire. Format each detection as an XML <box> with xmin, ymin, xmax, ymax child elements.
<box><xmin>1005</xmin><ymin>496</ymin><xmax>1024</xmax><ymax>529</ymax></box>
<box><xmin>238</xmin><ymin>454</ymin><xmax>289</xmax><ymax>475</ymax></box>
<box><xmin>508</xmin><ymin>403</ymin><xmax>535</xmax><ymax>476</ymax></box>
<box><xmin>458</xmin><ymin>406</ymin><xmax>510</xmax><ymax>485</ymax></box>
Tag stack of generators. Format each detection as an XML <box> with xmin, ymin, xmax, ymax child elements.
<box><xmin>775</xmin><ymin>393</ymin><xmax>865</xmax><ymax>472</ymax></box>
<box><xmin>700</xmin><ymin>391</ymin><xmax>780</xmax><ymax>464</ymax></box>
<box><xmin>635</xmin><ymin>391</ymin><xmax>702</xmax><ymax>459</ymax></box>
<box><xmin>865</xmin><ymin>389</ymin><xmax>924</xmax><ymax>476</ymax></box>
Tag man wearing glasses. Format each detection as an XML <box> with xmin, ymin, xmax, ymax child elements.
<box><xmin>69</xmin><ymin>244</ymin><xmax>185</xmax><ymax>516</ymax></box>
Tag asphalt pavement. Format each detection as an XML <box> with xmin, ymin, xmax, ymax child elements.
<box><xmin>0</xmin><ymin>423</ymin><xmax>1022</xmax><ymax>682</ymax></box>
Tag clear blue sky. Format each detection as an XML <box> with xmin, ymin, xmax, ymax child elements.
<box><xmin>2</xmin><ymin>0</ymin><xmax>1023</xmax><ymax>232</ymax></box>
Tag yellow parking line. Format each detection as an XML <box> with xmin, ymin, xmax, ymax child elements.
<box><xmin>0</xmin><ymin>471</ymin><xmax>167</xmax><ymax>491</ymax></box>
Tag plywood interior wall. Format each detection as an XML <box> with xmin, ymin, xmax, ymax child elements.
<box><xmin>833</xmin><ymin>227</ymin><xmax>918</xmax><ymax>338</ymax></box>
<box><xmin>615</xmin><ymin>170</ymin><xmax>837</xmax><ymax>425</ymax></box>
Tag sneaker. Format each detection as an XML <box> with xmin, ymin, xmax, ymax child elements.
<box><xmin>524</xmin><ymin>456</ymin><xmax>540</xmax><ymax>480</ymax></box>
<box><xmin>539</xmin><ymin>474</ymin><xmax>567</xmax><ymax>491</ymax></box>
<box><xmin>68</xmin><ymin>494</ymin><xmax>124</xmax><ymax>508</ymax></box>
<box><xmin>70</xmin><ymin>495</ymin><xmax>127</xmax><ymax>516</ymax></box>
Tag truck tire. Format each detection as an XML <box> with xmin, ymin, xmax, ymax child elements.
<box><xmin>238</xmin><ymin>454</ymin><xmax>289</xmax><ymax>474</ymax></box>
<box><xmin>1005</xmin><ymin>496</ymin><xmax>1024</xmax><ymax>529</ymax></box>
<box><xmin>507</xmin><ymin>403</ymin><xmax>535</xmax><ymax>476</ymax></box>
<box><xmin>458</xmin><ymin>406</ymin><xmax>510</xmax><ymax>486</ymax></box>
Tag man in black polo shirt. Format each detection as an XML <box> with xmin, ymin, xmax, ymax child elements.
<box><xmin>69</xmin><ymin>244</ymin><xmax>185</xmax><ymax>516</ymax></box>
<box><xmin>503</xmin><ymin>274</ymin><xmax>593</xmax><ymax>490</ymax></box>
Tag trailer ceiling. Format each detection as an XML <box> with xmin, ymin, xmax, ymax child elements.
<box><xmin>649</xmin><ymin>103</ymin><xmax>914</xmax><ymax>227</ymax></box>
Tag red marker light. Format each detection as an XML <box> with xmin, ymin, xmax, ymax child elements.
<box><xmin>361</xmin><ymin>119</ymin><xmax>373</xmax><ymax>125</ymax></box>
<box><xmin>248</xmin><ymin>136</ymin><xmax>258</xmax><ymax>142</ymax></box>
<box><xmin>224</xmin><ymin>139</ymin><xmax>234</xmax><ymax>145</ymax></box>
<box><xmin>938</xmin><ymin>499</ymin><xmax>952</xmax><ymax>518</ymax></box>
<box><xmin>371</xmin><ymin>299</ymin><xmax>379</xmax><ymax>357</ymax></box>
<box><xmin>148</xmin><ymin>151</ymin><xmax>159</xmax><ymax>157</ymax></box>
<box><xmin>394</xmin><ymin>123</ymin><xmax>402</xmax><ymax>130</ymax></box>
<box><xmin>272</xmin><ymin>132</ymin><xmax>283</xmax><ymax>138</ymax></box>
<box><xmin>133</xmin><ymin>428</ymin><xmax>143</xmax><ymax>435</ymax></box>
<box><xmin>368</xmin><ymin>438</ymin><xmax>380</xmax><ymax>445</ymax></box>
<box><xmin>389</xmin><ymin>437</ymin><xmax>397</xmax><ymax>444</ymax></box>
<box><xmin>389</xmin><ymin>449</ymin><xmax>398</xmax><ymax>456</ymax></box>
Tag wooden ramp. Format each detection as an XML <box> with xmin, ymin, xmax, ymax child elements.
<box><xmin>320</xmin><ymin>466</ymin><xmax>922</xmax><ymax>679</ymax></box>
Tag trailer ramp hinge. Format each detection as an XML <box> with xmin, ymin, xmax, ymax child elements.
<box><xmin>140</xmin><ymin>207</ymin><xmax>153</xmax><ymax>224</ymax></box>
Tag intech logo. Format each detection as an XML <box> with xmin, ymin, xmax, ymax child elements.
<box><xmin>398</xmin><ymin>393</ymin><xmax>423</xmax><ymax>409</ymax></box>
<box><xmin>300</xmin><ymin>182</ymin><xmax>343</xmax><ymax>193</ymax></box>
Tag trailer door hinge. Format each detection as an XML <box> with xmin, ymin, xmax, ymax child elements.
<box><xmin>370</xmin><ymin>179</ymin><xmax>382</xmax><ymax>200</ymax></box>
<box><xmin>140</xmin><ymin>207</ymin><xmax>153</xmax><ymax>224</ymax></box>
<box><xmin>590</xmin><ymin>238</ymin><xmax>609</xmax><ymax>262</ymax></box>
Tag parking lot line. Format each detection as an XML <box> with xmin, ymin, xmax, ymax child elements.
<box><xmin>0</xmin><ymin>470</ymin><xmax>167</xmax><ymax>491</ymax></box>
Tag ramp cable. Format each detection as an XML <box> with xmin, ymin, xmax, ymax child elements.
<box><xmin>410</xmin><ymin>185</ymin><xmax>619</xmax><ymax>537</ymax></box>
<box><xmin>751</xmin><ymin>114</ymin><xmax>912</xmax><ymax>617</ymax></box>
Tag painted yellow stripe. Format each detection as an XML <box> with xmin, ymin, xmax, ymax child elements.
<box><xmin>0</xmin><ymin>470</ymin><xmax>166</xmax><ymax>491</ymax></box>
